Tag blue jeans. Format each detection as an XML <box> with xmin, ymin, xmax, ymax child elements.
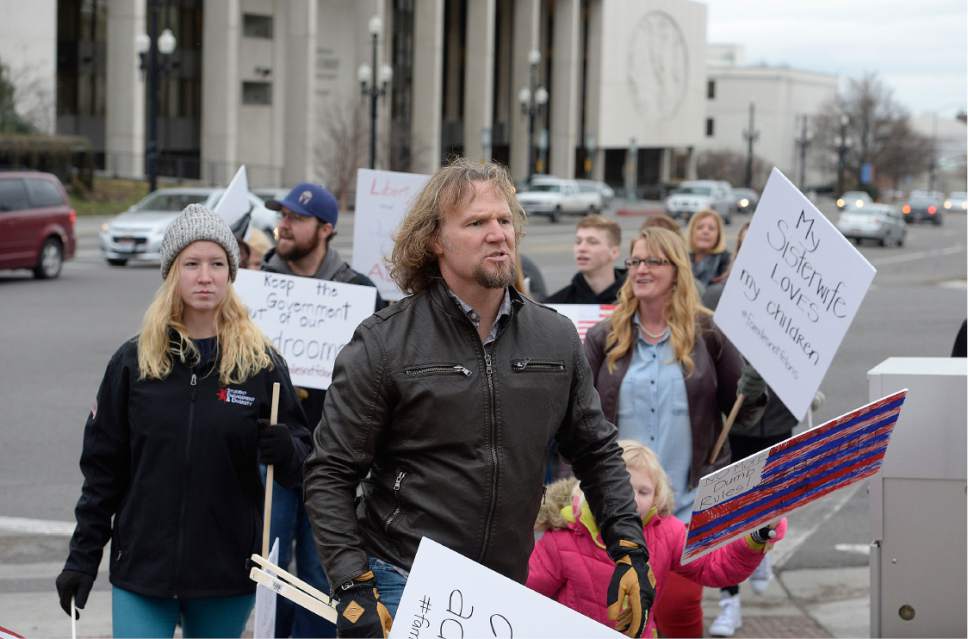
<box><xmin>267</xmin><ymin>480</ymin><xmax>336</xmax><ymax>638</ymax></box>
<box><xmin>368</xmin><ymin>556</ymin><xmax>408</xmax><ymax>617</ymax></box>
<box><xmin>112</xmin><ymin>586</ymin><xmax>253</xmax><ymax>638</ymax></box>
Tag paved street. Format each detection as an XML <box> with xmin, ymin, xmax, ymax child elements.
<box><xmin>0</xmin><ymin>199</ymin><xmax>964</xmax><ymax>635</ymax></box>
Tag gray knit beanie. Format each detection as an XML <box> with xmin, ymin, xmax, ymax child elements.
<box><xmin>160</xmin><ymin>203</ymin><xmax>240</xmax><ymax>281</ymax></box>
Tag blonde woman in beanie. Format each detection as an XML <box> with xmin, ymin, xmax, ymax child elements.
<box><xmin>56</xmin><ymin>204</ymin><xmax>311</xmax><ymax>637</ymax></box>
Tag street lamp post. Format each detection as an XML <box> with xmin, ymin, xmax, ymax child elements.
<box><xmin>518</xmin><ymin>49</ymin><xmax>548</xmax><ymax>183</ymax></box>
<box><xmin>136</xmin><ymin>2</ymin><xmax>177</xmax><ymax>193</ymax></box>
<box><xmin>835</xmin><ymin>114</ymin><xmax>851</xmax><ymax>195</ymax></box>
<box><xmin>742</xmin><ymin>102</ymin><xmax>759</xmax><ymax>188</ymax></box>
<box><xmin>358</xmin><ymin>16</ymin><xmax>392</xmax><ymax>170</ymax></box>
<box><xmin>795</xmin><ymin>114</ymin><xmax>813</xmax><ymax>188</ymax></box>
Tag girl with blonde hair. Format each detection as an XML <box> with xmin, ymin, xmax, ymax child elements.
<box><xmin>528</xmin><ymin>440</ymin><xmax>786</xmax><ymax>638</ymax></box>
<box><xmin>583</xmin><ymin>227</ymin><xmax>766</xmax><ymax>637</ymax></box>
<box><xmin>686</xmin><ymin>209</ymin><xmax>731</xmax><ymax>287</ymax></box>
<box><xmin>57</xmin><ymin>204</ymin><xmax>310</xmax><ymax>638</ymax></box>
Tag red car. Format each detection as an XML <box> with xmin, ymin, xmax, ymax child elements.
<box><xmin>0</xmin><ymin>171</ymin><xmax>76</xmax><ymax>279</ymax></box>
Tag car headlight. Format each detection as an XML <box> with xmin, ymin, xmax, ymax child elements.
<box><xmin>100</xmin><ymin>223</ymin><xmax>109</xmax><ymax>233</ymax></box>
<box><xmin>944</xmin><ymin>200</ymin><xmax>952</xmax><ymax>209</ymax></box>
<box><xmin>739</xmin><ymin>198</ymin><xmax>749</xmax><ymax>207</ymax></box>
<box><xmin>855</xmin><ymin>200</ymin><xmax>864</xmax><ymax>207</ymax></box>
<box><xmin>836</xmin><ymin>198</ymin><xmax>845</xmax><ymax>208</ymax></box>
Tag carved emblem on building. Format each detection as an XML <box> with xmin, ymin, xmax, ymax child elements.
<box><xmin>626</xmin><ymin>11</ymin><xmax>689</xmax><ymax>120</ymax></box>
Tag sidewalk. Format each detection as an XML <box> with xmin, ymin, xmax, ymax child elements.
<box><xmin>0</xmin><ymin>528</ymin><xmax>868</xmax><ymax>638</ymax></box>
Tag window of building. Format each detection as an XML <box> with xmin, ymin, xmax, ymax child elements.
<box><xmin>243</xmin><ymin>14</ymin><xmax>273</xmax><ymax>39</ymax></box>
<box><xmin>242</xmin><ymin>81</ymin><xmax>272</xmax><ymax>105</ymax></box>
<box><xmin>705</xmin><ymin>118</ymin><xmax>715</xmax><ymax>137</ymax></box>
<box><xmin>707</xmin><ymin>80</ymin><xmax>715</xmax><ymax>100</ymax></box>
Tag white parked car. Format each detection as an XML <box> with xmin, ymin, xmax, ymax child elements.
<box><xmin>664</xmin><ymin>180</ymin><xmax>734</xmax><ymax>224</ymax></box>
<box><xmin>837</xmin><ymin>204</ymin><xmax>906</xmax><ymax>247</ymax></box>
<box><xmin>100</xmin><ymin>187</ymin><xmax>277</xmax><ymax>267</ymax></box>
<box><xmin>944</xmin><ymin>191</ymin><xmax>968</xmax><ymax>212</ymax></box>
<box><xmin>516</xmin><ymin>177</ymin><xmax>590</xmax><ymax>223</ymax></box>
<box><xmin>576</xmin><ymin>179</ymin><xmax>615</xmax><ymax>208</ymax></box>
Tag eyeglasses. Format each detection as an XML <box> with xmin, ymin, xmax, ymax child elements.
<box><xmin>625</xmin><ymin>257</ymin><xmax>671</xmax><ymax>269</ymax></box>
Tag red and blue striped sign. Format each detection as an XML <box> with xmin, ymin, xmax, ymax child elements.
<box><xmin>681</xmin><ymin>390</ymin><xmax>908</xmax><ymax>564</ymax></box>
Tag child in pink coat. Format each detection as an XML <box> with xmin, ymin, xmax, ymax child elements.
<box><xmin>527</xmin><ymin>440</ymin><xmax>786</xmax><ymax>637</ymax></box>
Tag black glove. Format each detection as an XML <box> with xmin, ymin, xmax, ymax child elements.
<box><xmin>336</xmin><ymin>570</ymin><xmax>393</xmax><ymax>638</ymax></box>
<box><xmin>737</xmin><ymin>362</ymin><xmax>767</xmax><ymax>403</ymax></box>
<box><xmin>257</xmin><ymin>418</ymin><xmax>295</xmax><ymax>466</ymax></box>
<box><xmin>606</xmin><ymin>540</ymin><xmax>656</xmax><ymax>637</ymax></box>
<box><xmin>55</xmin><ymin>569</ymin><xmax>94</xmax><ymax>618</ymax></box>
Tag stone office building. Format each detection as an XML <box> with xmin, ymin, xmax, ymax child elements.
<box><xmin>9</xmin><ymin>0</ymin><xmax>708</xmax><ymax>192</ymax></box>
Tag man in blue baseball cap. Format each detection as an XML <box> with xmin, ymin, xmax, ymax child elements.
<box><xmin>261</xmin><ymin>182</ymin><xmax>383</xmax><ymax>638</ymax></box>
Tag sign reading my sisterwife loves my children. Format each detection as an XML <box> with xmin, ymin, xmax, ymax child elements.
<box><xmin>235</xmin><ymin>269</ymin><xmax>377</xmax><ymax>390</ymax></box>
<box><xmin>389</xmin><ymin>537</ymin><xmax>626</xmax><ymax>639</ymax></box>
<box><xmin>713</xmin><ymin>168</ymin><xmax>876</xmax><ymax>420</ymax></box>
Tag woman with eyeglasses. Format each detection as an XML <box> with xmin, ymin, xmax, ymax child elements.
<box><xmin>584</xmin><ymin>227</ymin><xmax>765</xmax><ymax>638</ymax></box>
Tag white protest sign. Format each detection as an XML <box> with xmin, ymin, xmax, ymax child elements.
<box><xmin>234</xmin><ymin>269</ymin><xmax>377</xmax><ymax>389</ymax></box>
<box><xmin>214</xmin><ymin>165</ymin><xmax>251</xmax><ymax>228</ymax></box>
<box><xmin>714</xmin><ymin>169</ymin><xmax>876</xmax><ymax>419</ymax></box>
<box><xmin>390</xmin><ymin>537</ymin><xmax>624</xmax><ymax>639</ymax></box>
<box><xmin>352</xmin><ymin>168</ymin><xmax>430</xmax><ymax>301</ymax></box>
<box><xmin>253</xmin><ymin>538</ymin><xmax>279</xmax><ymax>639</ymax></box>
<box><xmin>547</xmin><ymin>304</ymin><xmax>616</xmax><ymax>342</ymax></box>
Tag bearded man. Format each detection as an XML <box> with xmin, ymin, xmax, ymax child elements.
<box><xmin>304</xmin><ymin>160</ymin><xmax>655</xmax><ymax>639</ymax></box>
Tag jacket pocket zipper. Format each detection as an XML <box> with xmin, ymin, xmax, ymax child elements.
<box><xmin>511</xmin><ymin>358</ymin><xmax>565</xmax><ymax>372</ymax></box>
<box><xmin>404</xmin><ymin>364</ymin><xmax>472</xmax><ymax>377</ymax></box>
<box><xmin>383</xmin><ymin>470</ymin><xmax>407</xmax><ymax>531</ymax></box>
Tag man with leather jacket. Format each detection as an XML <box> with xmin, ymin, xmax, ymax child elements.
<box><xmin>304</xmin><ymin>159</ymin><xmax>655</xmax><ymax>638</ymax></box>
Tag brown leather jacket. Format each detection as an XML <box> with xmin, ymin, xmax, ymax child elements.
<box><xmin>584</xmin><ymin>315</ymin><xmax>765</xmax><ymax>488</ymax></box>
<box><xmin>304</xmin><ymin>281</ymin><xmax>646</xmax><ymax>588</ymax></box>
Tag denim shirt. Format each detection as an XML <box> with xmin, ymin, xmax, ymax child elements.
<box><xmin>616</xmin><ymin>317</ymin><xmax>696</xmax><ymax>523</ymax></box>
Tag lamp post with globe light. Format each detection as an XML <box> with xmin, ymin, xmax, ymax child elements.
<box><xmin>136</xmin><ymin>3</ymin><xmax>176</xmax><ymax>193</ymax></box>
<box><xmin>518</xmin><ymin>49</ymin><xmax>548</xmax><ymax>184</ymax></box>
<box><xmin>358</xmin><ymin>16</ymin><xmax>392</xmax><ymax>170</ymax></box>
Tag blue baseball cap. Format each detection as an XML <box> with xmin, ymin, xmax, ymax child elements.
<box><xmin>267</xmin><ymin>182</ymin><xmax>339</xmax><ymax>226</ymax></box>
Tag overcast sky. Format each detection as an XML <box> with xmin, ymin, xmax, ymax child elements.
<box><xmin>705</xmin><ymin>0</ymin><xmax>967</xmax><ymax>119</ymax></box>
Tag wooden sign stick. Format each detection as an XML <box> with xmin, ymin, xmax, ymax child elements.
<box><xmin>262</xmin><ymin>382</ymin><xmax>280</xmax><ymax>559</ymax></box>
<box><xmin>250</xmin><ymin>553</ymin><xmax>338</xmax><ymax>608</ymax></box>
<box><xmin>708</xmin><ymin>393</ymin><xmax>745</xmax><ymax>465</ymax></box>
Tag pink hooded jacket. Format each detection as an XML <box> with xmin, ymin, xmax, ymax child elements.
<box><xmin>526</xmin><ymin>479</ymin><xmax>786</xmax><ymax>638</ymax></box>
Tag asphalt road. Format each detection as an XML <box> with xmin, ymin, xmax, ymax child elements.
<box><xmin>0</xmin><ymin>198</ymin><xmax>964</xmax><ymax>577</ymax></box>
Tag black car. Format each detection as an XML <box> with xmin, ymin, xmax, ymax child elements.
<box><xmin>732</xmin><ymin>188</ymin><xmax>759</xmax><ymax>214</ymax></box>
<box><xmin>902</xmin><ymin>192</ymin><xmax>943</xmax><ymax>225</ymax></box>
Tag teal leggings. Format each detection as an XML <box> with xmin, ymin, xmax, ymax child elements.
<box><xmin>112</xmin><ymin>586</ymin><xmax>254</xmax><ymax>638</ymax></box>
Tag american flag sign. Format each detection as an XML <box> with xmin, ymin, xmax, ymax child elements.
<box><xmin>547</xmin><ymin>304</ymin><xmax>615</xmax><ymax>342</ymax></box>
<box><xmin>681</xmin><ymin>389</ymin><xmax>908</xmax><ymax>564</ymax></box>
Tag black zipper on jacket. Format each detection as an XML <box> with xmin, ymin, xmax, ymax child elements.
<box><xmin>510</xmin><ymin>358</ymin><xmax>565</xmax><ymax>372</ymax></box>
<box><xmin>383</xmin><ymin>470</ymin><xmax>407</xmax><ymax>531</ymax></box>
<box><xmin>403</xmin><ymin>364</ymin><xmax>472</xmax><ymax>377</ymax></box>
<box><xmin>173</xmin><ymin>371</ymin><xmax>198</xmax><ymax>588</ymax></box>
<box><xmin>478</xmin><ymin>349</ymin><xmax>500</xmax><ymax>563</ymax></box>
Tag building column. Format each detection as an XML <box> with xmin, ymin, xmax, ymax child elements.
<box><xmin>550</xmin><ymin>0</ymin><xmax>580</xmax><ymax>178</ymax></box>
<box><xmin>104</xmin><ymin>0</ymin><xmax>146</xmax><ymax>179</ymax></box>
<box><xmin>584</xmin><ymin>0</ymin><xmax>603</xmax><ymax>183</ymax></box>
<box><xmin>282</xmin><ymin>0</ymin><xmax>317</xmax><ymax>184</ymax></box>
<box><xmin>200</xmin><ymin>0</ymin><xmax>240</xmax><ymax>185</ymax></box>
<box><xmin>659</xmin><ymin>147</ymin><xmax>671</xmax><ymax>183</ymax></box>
<box><xmin>510</xmin><ymin>0</ymin><xmax>540</xmax><ymax>182</ymax></box>
<box><xmin>462</xmin><ymin>0</ymin><xmax>496</xmax><ymax>162</ymax></box>
<box><xmin>411</xmin><ymin>0</ymin><xmax>443</xmax><ymax>173</ymax></box>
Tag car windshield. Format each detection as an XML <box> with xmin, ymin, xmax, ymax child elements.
<box><xmin>909</xmin><ymin>196</ymin><xmax>937</xmax><ymax>205</ymax></box>
<box><xmin>950</xmin><ymin>192</ymin><xmax>967</xmax><ymax>200</ymax></box>
<box><xmin>677</xmin><ymin>186</ymin><xmax>712</xmax><ymax>196</ymax></box>
<box><xmin>843</xmin><ymin>192</ymin><xmax>868</xmax><ymax>200</ymax></box>
<box><xmin>132</xmin><ymin>192</ymin><xmax>210</xmax><ymax>212</ymax></box>
<box><xmin>527</xmin><ymin>183</ymin><xmax>561</xmax><ymax>193</ymax></box>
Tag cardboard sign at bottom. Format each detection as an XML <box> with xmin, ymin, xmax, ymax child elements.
<box><xmin>390</xmin><ymin>537</ymin><xmax>624</xmax><ymax>639</ymax></box>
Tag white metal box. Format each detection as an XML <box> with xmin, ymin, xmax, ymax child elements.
<box><xmin>868</xmin><ymin>357</ymin><xmax>967</xmax><ymax>638</ymax></box>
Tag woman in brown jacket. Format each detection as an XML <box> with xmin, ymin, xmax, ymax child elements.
<box><xmin>583</xmin><ymin>227</ymin><xmax>763</xmax><ymax>637</ymax></box>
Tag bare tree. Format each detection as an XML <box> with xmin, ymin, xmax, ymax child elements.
<box><xmin>315</xmin><ymin>98</ymin><xmax>368</xmax><ymax>211</ymax></box>
<box><xmin>696</xmin><ymin>149</ymin><xmax>770</xmax><ymax>190</ymax></box>
<box><xmin>811</xmin><ymin>73</ymin><xmax>932</xmax><ymax>191</ymax></box>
